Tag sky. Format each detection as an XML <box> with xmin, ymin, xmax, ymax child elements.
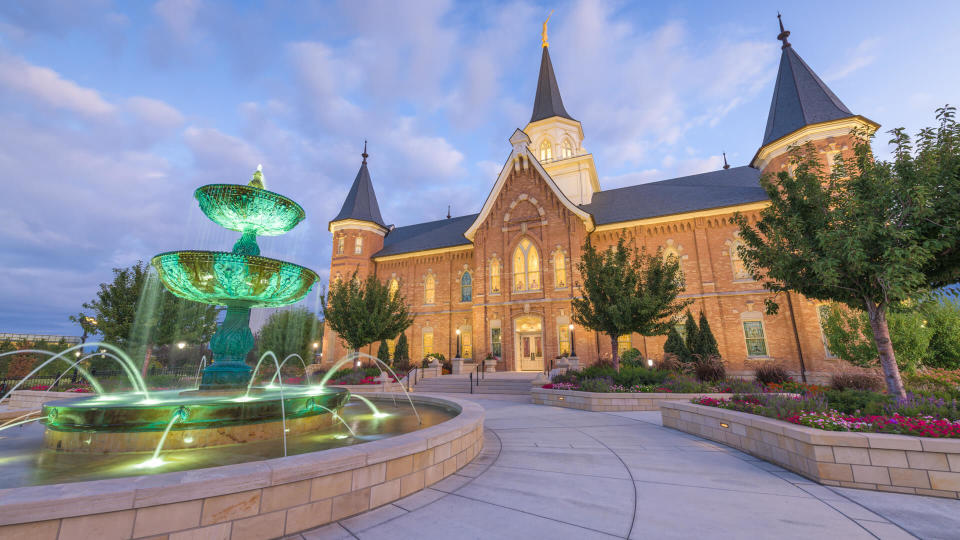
<box><xmin>1</xmin><ymin>0</ymin><xmax>958</xmax><ymax>336</ymax></box>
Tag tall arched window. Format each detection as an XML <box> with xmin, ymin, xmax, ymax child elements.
<box><xmin>539</xmin><ymin>140</ymin><xmax>552</xmax><ymax>162</ymax></box>
<box><xmin>554</xmin><ymin>250</ymin><xmax>566</xmax><ymax>288</ymax></box>
<box><xmin>460</xmin><ymin>272</ymin><xmax>472</xmax><ymax>302</ymax></box>
<box><xmin>513</xmin><ymin>238</ymin><xmax>540</xmax><ymax>292</ymax></box>
<box><xmin>561</xmin><ymin>139</ymin><xmax>573</xmax><ymax>159</ymax></box>
<box><xmin>388</xmin><ymin>278</ymin><xmax>399</xmax><ymax>298</ymax></box>
<box><xmin>354</xmin><ymin>236</ymin><xmax>363</xmax><ymax>254</ymax></box>
<box><xmin>424</xmin><ymin>274</ymin><xmax>435</xmax><ymax>304</ymax></box>
<box><xmin>336</xmin><ymin>236</ymin><xmax>344</xmax><ymax>255</ymax></box>
<box><xmin>730</xmin><ymin>240</ymin><xmax>751</xmax><ymax>280</ymax></box>
<box><xmin>490</xmin><ymin>259</ymin><xmax>501</xmax><ymax>294</ymax></box>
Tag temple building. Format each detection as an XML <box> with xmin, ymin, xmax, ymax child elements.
<box><xmin>322</xmin><ymin>18</ymin><xmax>878</xmax><ymax>378</ymax></box>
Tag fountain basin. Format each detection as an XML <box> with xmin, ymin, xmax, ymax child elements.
<box><xmin>42</xmin><ymin>387</ymin><xmax>349</xmax><ymax>453</ymax></box>
<box><xmin>194</xmin><ymin>183</ymin><xmax>306</xmax><ymax>236</ymax></box>
<box><xmin>151</xmin><ymin>250</ymin><xmax>319</xmax><ymax>307</ymax></box>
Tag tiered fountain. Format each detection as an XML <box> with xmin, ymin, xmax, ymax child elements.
<box><xmin>39</xmin><ymin>167</ymin><xmax>352</xmax><ymax>454</ymax></box>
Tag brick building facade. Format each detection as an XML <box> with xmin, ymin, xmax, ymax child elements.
<box><xmin>321</xmin><ymin>21</ymin><xmax>879</xmax><ymax>378</ymax></box>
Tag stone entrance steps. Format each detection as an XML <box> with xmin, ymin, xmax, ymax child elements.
<box><xmin>412</xmin><ymin>374</ymin><xmax>538</xmax><ymax>395</ymax></box>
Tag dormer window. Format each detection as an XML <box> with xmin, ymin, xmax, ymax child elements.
<box><xmin>561</xmin><ymin>139</ymin><xmax>573</xmax><ymax>159</ymax></box>
<box><xmin>539</xmin><ymin>140</ymin><xmax>552</xmax><ymax>162</ymax></box>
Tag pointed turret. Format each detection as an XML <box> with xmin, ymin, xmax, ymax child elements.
<box><xmin>752</xmin><ymin>15</ymin><xmax>878</xmax><ymax>171</ymax></box>
<box><xmin>761</xmin><ymin>15</ymin><xmax>855</xmax><ymax>147</ymax></box>
<box><xmin>330</xmin><ymin>142</ymin><xmax>386</xmax><ymax>228</ymax></box>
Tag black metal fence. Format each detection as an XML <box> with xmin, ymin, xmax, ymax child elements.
<box><xmin>0</xmin><ymin>366</ymin><xmax>199</xmax><ymax>396</ymax></box>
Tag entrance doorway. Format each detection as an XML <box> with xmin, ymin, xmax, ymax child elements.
<box><xmin>514</xmin><ymin>315</ymin><xmax>544</xmax><ymax>371</ymax></box>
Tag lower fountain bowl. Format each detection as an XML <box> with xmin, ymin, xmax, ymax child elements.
<box><xmin>41</xmin><ymin>386</ymin><xmax>350</xmax><ymax>453</ymax></box>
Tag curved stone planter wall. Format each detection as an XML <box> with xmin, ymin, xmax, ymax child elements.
<box><xmin>663</xmin><ymin>401</ymin><xmax>960</xmax><ymax>499</ymax></box>
<box><xmin>531</xmin><ymin>387</ymin><xmax>738</xmax><ymax>412</ymax></box>
<box><xmin>0</xmin><ymin>394</ymin><xmax>483</xmax><ymax>539</ymax></box>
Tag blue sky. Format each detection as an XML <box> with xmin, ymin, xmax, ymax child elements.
<box><xmin>1</xmin><ymin>0</ymin><xmax>958</xmax><ymax>336</ymax></box>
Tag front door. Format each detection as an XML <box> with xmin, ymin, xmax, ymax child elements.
<box><xmin>519</xmin><ymin>334</ymin><xmax>543</xmax><ymax>371</ymax></box>
<box><xmin>514</xmin><ymin>314</ymin><xmax>544</xmax><ymax>371</ymax></box>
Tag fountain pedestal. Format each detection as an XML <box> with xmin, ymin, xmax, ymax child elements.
<box><xmin>201</xmin><ymin>306</ymin><xmax>254</xmax><ymax>390</ymax></box>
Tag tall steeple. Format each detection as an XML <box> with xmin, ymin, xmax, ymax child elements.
<box><xmin>761</xmin><ymin>15</ymin><xmax>855</xmax><ymax>147</ymax></box>
<box><xmin>330</xmin><ymin>141</ymin><xmax>386</xmax><ymax>228</ymax></box>
<box><xmin>530</xmin><ymin>13</ymin><xmax>574</xmax><ymax>123</ymax></box>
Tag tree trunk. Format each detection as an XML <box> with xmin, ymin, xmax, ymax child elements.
<box><xmin>609</xmin><ymin>334</ymin><xmax>620</xmax><ymax>371</ymax></box>
<box><xmin>863</xmin><ymin>299</ymin><xmax>906</xmax><ymax>398</ymax></box>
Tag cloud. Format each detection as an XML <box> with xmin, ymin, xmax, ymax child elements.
<box><xmin>826</xmin><ymin>38</ymin><xmax>879</xmax><ymax>81</ymax></box>
<box><xmin>0</xmin><ymin>53</ymin><xmax>115</xmax><ymax>117</ymax></box>
<box><xmin>124</xmin><ymin>96</ymin><xmax>185</xmax><ymax>130</ymax></box>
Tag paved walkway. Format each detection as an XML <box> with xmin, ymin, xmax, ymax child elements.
<box><xmin>294</xmin><ymin>395</ymin><xmax>960</xmax><ymax>540</ymax></box>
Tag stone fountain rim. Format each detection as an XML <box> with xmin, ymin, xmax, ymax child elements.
<box><xmin>0</xmin><ymin>393</ymin><xmax>483</xmax><ymax>526</ymax></box>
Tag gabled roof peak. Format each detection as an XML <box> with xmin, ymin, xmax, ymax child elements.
<box><xmin>330</xmin><ymin>144</ymin><xmax>386</xmax><ymax>229</ymax></box>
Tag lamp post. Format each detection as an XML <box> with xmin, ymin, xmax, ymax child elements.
<box><xmin>569</xmin><ymin>323</ymin><xmax>576</xmax><ymax>357</ymax></box>
<box><xmin>312</xmin><ymin>342</ymin><xmax>320</xmax><ymax>364</ymax></box>
<box><xmin>455</xmin><ymin>328</ymin><xmax>461</xmax><ymax>358</ymax></box>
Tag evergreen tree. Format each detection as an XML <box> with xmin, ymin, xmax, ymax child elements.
<box><xmin>377</xmin><ymin>340</ymin><xmax>391</xmax><ymax>365</ymax></box>
<box><xmin>572</xmin><ymin>236</ymin><xmax>691</xmax><ymax>370</ymax></box>
<box><xmin>696</xmin><ymin>311</ymin><xmax>720</xmax><ymax>357</ymax></box>
<box><xmin>663</xmin><ymin>327</ymin><xmax>689</xmax><ymax>362</ymax></box>
<box><xmin>394</xmin><ymin>333</ymin><xmax>409</xmax><ymax>361</ymax></box>
<box><xmin>736</xmin><ymin>107</ymin><xmax>960</xmax><ymax>397</ymax></box>
<box><xmin>683</xmin><ymin>312</ymin><xmax>699</xmax><ymax>359</ymax></box>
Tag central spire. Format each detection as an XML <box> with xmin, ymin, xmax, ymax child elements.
<box><xmin>530</xmin><ymin>13</ymin><xmax>574</xmax><ymax>123</ymax></box>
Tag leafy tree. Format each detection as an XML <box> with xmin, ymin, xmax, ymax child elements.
<box><xmin>257</xmin><ymin>307</ymin><xmax>323</xmax><ymax>364</ymax></box>
<box><xmin>695</xmin><ymin>311</ymin><xmax>720</xmax><ymax>357</ymax></box>
<box><xmin>663</xmin><ymin>327</ymin><xmax>689</xmax><ymax>362</ymax></box>
<box><xmin>377</xmin><ymin>340</ymin><xmax>391</xmax><ymax>365</ymax></box>
<box><xmin>73</xmin><ymin>261</ymin><xmax>220</xmax><ymax>354</ymax></box>
<box><xmin>572</xmin><ymin>236</ymin><xmax>691</xmax><ymax>370</ymax></box>
<box><xmin>921</xmin><ymin>298</ymin><xmax>960</xmax><ymax>368</ymax></box>
<box><xmin>736</xmin><ymin>107</ymin><xmax>960</xmax><ymax>397</ymax></box>
<box><xmin>322</xmin><ymin>271</ymin><xmax>414</xmax><ymax>353</ymax></box>
<box><xmin>821</xmin><ymin>304</ymin><xmax>932</xmax><ymax>372</ymax></box>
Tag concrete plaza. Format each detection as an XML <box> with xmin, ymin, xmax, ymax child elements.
<box><xmin>294</xmin><ymin>395</ymin><xmax>960</xmax><ymax>540</ymax></box>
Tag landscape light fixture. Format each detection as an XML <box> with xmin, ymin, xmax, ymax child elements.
<box><xmin>177</xmin><ymin>342</ymin><xmax>186</xmax><ymax>350</ymax></box>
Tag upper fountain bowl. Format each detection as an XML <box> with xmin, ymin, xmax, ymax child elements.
<box><xmin>194</xmin><ymin>184</ymin><xmax>306</xmax><ymax>236</ymax></box>
<box><xmin>151</xmin><ymin>250</ymin><xmax>319</xmax><ymax>307</ymax></box>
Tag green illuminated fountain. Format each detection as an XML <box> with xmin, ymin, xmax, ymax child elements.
<box><xmin>151</xmin><ymin>166</ymin><xmax>319</xmax><ymax>390</ymax></box>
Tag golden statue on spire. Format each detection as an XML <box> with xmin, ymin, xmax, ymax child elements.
<box><xmin>542</xmin><ymin>10</ymin><xmax>553</xmax><ymax>48</ymax></box>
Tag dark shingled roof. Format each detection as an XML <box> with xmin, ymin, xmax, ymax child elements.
<box><xmin>374</xmin><ymin>214</ymin><xmax>478</xmax><ymax>258</ymax></box>
<box><xmin>581</xmin><ymin>166</ymin><xmax>769</xmax><ymax>226</ymax></box>
<box><xmin>762</xmin><ymin>45</ymin><xmax>854</xmax><ymax>147</ymax></box>
<box><xmin>331</xmin><ymin>159</ymin><xmax>386</xmax><ymax>228</ymax></box>
<box><xmin>530</xmin><ymin>46</ymin><xmax>575</xmax><ymax>123</ymax></box>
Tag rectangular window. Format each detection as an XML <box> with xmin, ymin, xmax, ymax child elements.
<box><xmin>617</xmin><ymin>334</ymin><xmax>632</xmax><ymax>354</ymax></box>
<box><xmin>354</xmin><ymin>236</ymin><xmax>363</xmax><ymax>254</ymax></box>
<box><xmin>742</xmin><ymin>320</ymin><xmax>768</xmax><ymax>357</ymax></box>
<box><xmin>558</xmin><ymin>324</ymin><xmax>571</xmax><ymax>355</ymax></box>
<box><xmin>491</xmin><ymin>328</ymin><xmax>502</xmax><ymax>357</ymax></box>
<box><xmin>337</xmin><ymin>237</ymin><xmax>344</xmax><ymax>255</ymax></box>
<box><xmin>817</xmin><ymin>305</ymin><xmax>836</xmax><ymax>358</ymax></box>
<box><xmin>423</xmin><ymin>330</ymin><xmax>434</xmax><ymax>357</ymax></box>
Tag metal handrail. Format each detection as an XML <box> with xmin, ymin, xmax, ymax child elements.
<box><xmin>469</xmin><ymin>372</ymin><xmax>473</xmax><ymax>394</ymax></box>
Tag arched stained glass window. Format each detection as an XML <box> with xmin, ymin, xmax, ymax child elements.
<box><xmin>554</xmin><ymin>251</ymin><xmax>566</xmax><ymax>288</ymax></box>
<box><xmin>513</xmin><ymin>238</ymin><xmax>540</xmax><ymax>292</ymax></box>
<box><xmin>561</xmin><ymin>139</ymin><xmax>574</xmax><ymax>159</ymax></box>
<box><xmin>424</xmin><ymin>274</ymin><xmax>435</xmax><ymax>304</ymax></box>
<box><xmin>461</xmin><ymin>272</ymin><xmax>472</xmax><ymax>302</ymax></box>
<box><xmin>388</xmin><ymin>278</ymin><xmax>399</xmax><ymax>298</ymax></box>
<box><xmin>490</xmin><ymin>259</ymin><xmax>501</xmax><ymax>294</ymax></box>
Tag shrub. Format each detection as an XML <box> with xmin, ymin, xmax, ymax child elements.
<box><xmin>620</xmin><ymin>348</ymin><xmax>642</xmax><ymax>367</ymax></box>
<box><xmin>614</xmin><ymin>365</ymin><xmax>669</xmax><ymax>387</ymax></box>
<box><xmin>663</xmin><ymin>328</ymin><xmax>689</xmax><ymax>364</ymax></box>
<box><xmin>830</xmin><ymin>371</ymin><xmax>883</xmax><ymax>392</ymax></box>
<box><xmin>692</xmin><ymin>354</ymin><xmax>725</xmax><ymax>382</ymax></box>
<box><xmin>921</xmin><ymin>299</ymin><xmax>960</xmax><ymax>369</ymax></box>
<box><xmin>377</xmin><ymin>341</ymin><xmax>390</xmax><ymax>365</ymax></box>
<box><xmin>578</xmin><ymin>377</ymin><xmax>612</xmax><ymax>393</ymax></box>
<box><xmin>754</xmin><ymin>363</ymin><xmax>792</xmax><ymax>386</ymax></box>
<box><xmin>551</xmin><ymin>370</ymin><xmax>579</xmax><ymax>385</ymax></box>
<box><xmin>656</xmin><ymin>354</ymin><xmax>683</xmax><ymax>373</ymax></box>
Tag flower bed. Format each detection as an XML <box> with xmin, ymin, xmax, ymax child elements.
<box><xmin>531</xmin><ymin>387</ymin><xmax>743</xmax><ymax>412</ymax></box>
<box><xmin>663</xmin><ymin>401</ymin><xmax>960</xmax><ymax>499</ymax></box>
<box><xmin>692</xmin><ymin>391</ymin><xmax>960</xmax><ymax>439</ymax></box>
